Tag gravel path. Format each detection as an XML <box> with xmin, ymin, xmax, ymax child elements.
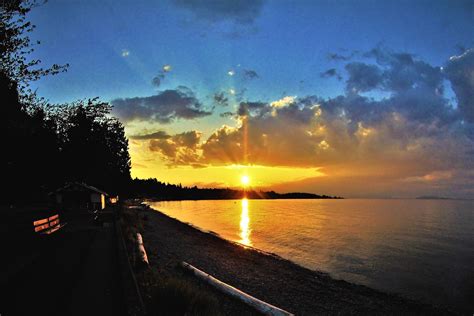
<box><xmin>139</xmin><ymin>205</ymin><xmax>453</xmax><ymax>315</ymax></box>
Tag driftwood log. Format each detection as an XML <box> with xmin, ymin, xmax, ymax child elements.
<box><xmin>136</xmin><ymin>233</ymin><xmax>149</xmax><ymax>269</ymax></box>
<box><xmin>181</xmin><ymin>261</ymin><xmax>294</xmax><ymax>316</ymax></box>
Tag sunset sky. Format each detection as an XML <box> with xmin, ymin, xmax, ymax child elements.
<box><xmin>28</xmin><ymin>0</ymin><xmax>473</xmax><ymax>198</ymax></box>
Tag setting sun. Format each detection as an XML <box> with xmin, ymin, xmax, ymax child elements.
<box><xmin>241</xmin><ymin>175</ymin><xmax>250</xmax><ymax>186</ymax></box>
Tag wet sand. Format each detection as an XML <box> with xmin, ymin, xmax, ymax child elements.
<box><xmin>137</xmin><ymin>204</ymin><xmax>453</xmax><ymax>315</ymax></box>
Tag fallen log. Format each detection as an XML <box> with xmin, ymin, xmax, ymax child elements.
<box><xmin>136</xmin><ymin>233</ymin><xmax>149</xmax><ymax>269</ymax></box>
<box><xmin>181</xmin><ymin>261</ymin><xmax>294</xmax><ymax>316</ymax></box>
<box><xmin>116</xmin><ymin>220</ymin><xmax>147</xmax><ymax>315</ymax></box>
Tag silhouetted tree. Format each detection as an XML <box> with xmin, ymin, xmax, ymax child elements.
<box><xmin>57</xmin><ymin>99</ymin><xmax>131</xmax><ymax>194</ymax></box>
<box><xmin>1</xmin><ymin>0</ymin><xmax>68</xmax><ymax>98</ymax></box>
<box><xmin>1</xmin><ymin>1</ymin><xmax>130</xmax><ymax>204</ymax></box>
<box><xmin>1</xmin><ymin>1</ymin><xmax>68</xmax><ymax>204</ymax></box>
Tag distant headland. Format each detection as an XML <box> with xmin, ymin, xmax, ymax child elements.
<box><xmin>130</xmin><ymin>178</ymin><xmax>342</xmax><ymax>200</ymax></box>
<box><xmin>416</xmin><ymin>195</ymin><xmax>452</xmax><ymax>200</ymax></box>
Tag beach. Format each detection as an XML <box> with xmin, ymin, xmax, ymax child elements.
<box><xmin>134</xmin><ymin>203</ymin><xmax>452</xmax><ymax>315</ymax></box>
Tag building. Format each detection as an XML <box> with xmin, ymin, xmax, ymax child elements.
<box><xmin>53</xmin><ymin>182</ymin><xmax>109</xmax><ymax>211</ymax></box>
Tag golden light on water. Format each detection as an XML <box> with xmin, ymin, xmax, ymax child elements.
<box><xmin>239</xmin><ymin>198</ymin><xmax>252</xmax><ymax>246</ymax></box>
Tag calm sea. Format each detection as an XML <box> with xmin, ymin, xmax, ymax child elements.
<box><xmin>146</xmin><ymin>199</ymin><xmax>474</xmax><ymax>312</ymax></box>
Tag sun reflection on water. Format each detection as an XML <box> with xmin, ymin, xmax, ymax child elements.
<box><xmin>239</xmin><ymin>198</ymin><xmax>252</xmax><ymax>246</ymax></box>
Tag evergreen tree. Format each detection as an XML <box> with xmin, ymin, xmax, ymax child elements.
<box><xmin>1</xmin><ymin>1</ymin><xmax>131</xmax><ymax>203</ymax></box>
<box><xmin>59</xmin><ymin>99</ymin><xmax>131</xmax><ymax>194</ymax></box>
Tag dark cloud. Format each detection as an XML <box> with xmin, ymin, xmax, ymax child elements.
<box><xmin>345</xmin><ymin>62</ymin><xmax>383</xmax><ymax>93</ymax></box>
<box><xmin>320</xmin><ymin>68</ymin><xmax>342</xmax><ymax>81</ymax></box>
<box><xmin>366</xmin><ymin>48</ymin><xmax>443</xmax><ymax>93</ymax></box>
<box><xmin>327</xmin><ymin>51</ymin><xmax>357</xmax><ymax>61</ymax></box>
<box><xmin>174</xmin><ymin>0</ymin><xmax>265</xmax><ymax>25</ymax></box>
<box><xmin>149</xmin><ymin>131</ymin><xmax>202</xmax><ymax>166</ymax></box>
<box><xmin>172</xmin><ymin>130</ymin><xmax>201</xmax><ymax>148</ymax></box>
<box><xmin>129</xmin><ymin>131</ymin><xmax>170</xmax><ymax>140</ymax></box>
<box><xmin>220</xmin><ymin>111</ymin><xmax>235</xmax><ymax>118</ymax></box>
<box><xmin>111</xmin><ymin>86</ymin><xmax>212</xmax><ymax>123</ymax></box>
<box><xmin>237</xmin><ymin>101</ymin><xmax>267</xmax><ymax>116</ymax></box>
<box><xmin>213</xmin><ymin>92</ymin><xmax>229</xmax><ymax>106</ymax></box>
<box><xmin>151</xmin><ymin>65</ymin><xmax>172</xmax><ymax>88</ymax></box>
<box><xmin>345</xmin><ymin>47</ymin><xmax>444</xmax><ymax>98</ymax></box>
<box><xmin>243</xmin><ymin>69</ymin><xmax>259</xmax><ymax>79</ymax></box>
<box><xmin>455</xmin><ymin>44</ymin><xmax>467</xmax><ymax>55</ymax></box>
<box><xmin>340</xmin><ymin>46</ymin><xmax>462</xmax><ymax>127</ymax></box>
<box><xmin>233</xmin><ymin>88</ymin><xmax>247</xmax><ymax>102</ymax></box>
<box><xmin>151</xmin><ymin>75</ymin><xmax>164</xmax><ymax>88</ymax></box>
<box><xmin>444</xmin><ymin>48</ymin><xmax>474</xmax><ymax>122</ymax></box>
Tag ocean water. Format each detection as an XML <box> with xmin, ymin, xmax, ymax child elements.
<box><xmin>147</xmin><ymin>199</ymin><xmax>474</xmax><ymax>312</ymax></box>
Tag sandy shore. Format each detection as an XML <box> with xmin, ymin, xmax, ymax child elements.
<box><xmin>137</xmin><ymin>204</ymin><xmax>453</xmax><ymax>315</ymax></box>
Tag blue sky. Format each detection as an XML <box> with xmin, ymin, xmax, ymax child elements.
<box><xmin>29</xmin><ymin>0</ymin><xmax>472</xmax><ymax>104</ymax></box>
<box><xmin>25</xmin><ymin>0</ymin><xmax>474</xmax><ymax>198</ymax></box>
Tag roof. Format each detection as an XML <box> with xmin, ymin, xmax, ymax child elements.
<box><xmin>53</xmin><ymin>182</ymin><xmax>109</xmax><ymax>197</ymax></box>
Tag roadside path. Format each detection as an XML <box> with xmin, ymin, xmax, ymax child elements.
<box><xmin>1</xmin><ymin>215</ymin><xmax>125</xmax><ymax>316</ymax></box>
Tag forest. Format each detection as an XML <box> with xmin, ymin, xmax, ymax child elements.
<box><xmin>1</xmin><ymin>1</ymin><xmax>131</xmax><ymax>204</ymax></box>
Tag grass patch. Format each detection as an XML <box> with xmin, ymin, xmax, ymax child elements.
<box><xmin>120</xmin><ymin>206</ymin><xmax>221</xmax><ymax>315</ymax></box>
<box><xmin>119</xmin><ymin>205</ymin><xmax>147</xmax><ymax>270</ymax></box>
<box><xmin>143</xmin><ymin>269</ymin><xmax>221</xmax><ymax>316</ymax></box>
<box><xmin>121</xmin><ymin>207</ymin><xmax>143</xmax><ymax>239</ymax></box>
<box><xmin>120</xmin><ymin>204</ymin><xmax>221</xmax><ymax>315</ymax></box>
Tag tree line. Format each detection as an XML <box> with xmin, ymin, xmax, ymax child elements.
<box><xmin>129</xmin><ymin>178</ymin><xmax>342</xmax><ymax>200</ymax></box>
<box><xmin>1</xmin><ymin>1</ymin><xmax>130</xmax><ymax>204</ymax></box>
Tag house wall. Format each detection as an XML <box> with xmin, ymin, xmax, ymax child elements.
<box><xmin>90</xmin><ymin>193</ymin><xmax>106</xmax><ymax>210</ymax></box>
<box><xmin>57</xmin><ymin>191</ymin><xmax>91</xmax><ymax>210</ymax></box>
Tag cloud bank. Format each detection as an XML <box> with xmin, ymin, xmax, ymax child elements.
<box><xmin>111</xmin><ymin>86</ymin><xmax>212</xmax><ymax>124</ymax></box>
<box><xmin>444</xmin><ymin>48</ymin><xmax>474</xmax><ymax>122</ymax></box>
<box><xmin>129</xmin><ymin>46</ymin><xmax>474</xmax><ymax>197</ymax></box>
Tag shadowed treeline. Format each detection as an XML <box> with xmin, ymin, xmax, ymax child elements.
<box><xmin>1</xmin><ymin>1</ymin><xmax>131</xmax><ymax>205</ymax></box>
<box><xmin>1</xmin><ymin>73</ymin><xmax>131</xmax><ymax>204</ymax></box>
<box><xmin>129</xmin><ymin>178</ymin><xmax>341</xmax><ymax>200</ymax></box>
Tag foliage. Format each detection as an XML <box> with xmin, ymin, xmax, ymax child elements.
<box><xmin>144</xmin><ymin>271</ymin><xmax>221</xmax><ymax>316</ymax></box>
<box><xmin>1</xmin><ymin>1</ymin><xmax>130</xmax><ymax>204</ymax></box>
<box><xmin>52</xmin><ymin>98</ymin><xmax>132</xmax><ymax>194</ymax></box>
<box><xmin>1</xmin><ymin>0</ymin><xmax>68</xmax><ymax>100</ymax></box>
<box><xmin>1</xmin><ymin>89</ymin><xmax>131</xmax><ymax>203</ymax></box>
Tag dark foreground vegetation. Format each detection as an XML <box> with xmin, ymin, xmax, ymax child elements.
<box><xmin>1</xmin><ymin>1</ymin><xmax>131</xmax><ymax>204</ymax></box>
<box><xmin>120</xmin><ymin>206</ymin><xmax>234</xmax><ymax>315</ymax></box>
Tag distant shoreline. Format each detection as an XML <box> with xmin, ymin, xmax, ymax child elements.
<box><xmin>142</xmin><ymin>192</ymin><xmax>343</xmax><ymax>201</ymax></box>
<box><xmin>145</xmin><ymin>196</ymin><xmax>343</xmax><ymax>202</ymax></box>
<box><xmin>129</xmin><ymin>178</ymin><xmax>342</xmax><ymax>200</ymax></box>
<box><xmin>415</xmin><ymin>196</ymin><xmax>455</xmax><ymax>200</ymax></box>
